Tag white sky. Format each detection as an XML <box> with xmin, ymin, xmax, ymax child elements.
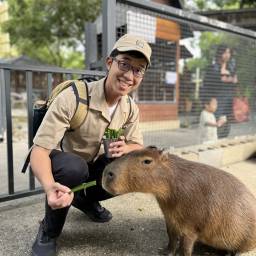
<box><xmin>180</xmin><ymin>31</ymin><xmax>202</xmax><ymax>58</ymax></box>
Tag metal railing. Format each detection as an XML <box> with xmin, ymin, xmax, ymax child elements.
<box><xmin>0</xmin><ymin>64</ymin><xmax>105</xmax><ymax>202</ymax></box>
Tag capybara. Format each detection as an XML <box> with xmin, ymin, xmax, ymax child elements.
<box><xmin>102</xmin><ymin>146</ymin><xmax>256</xmax><ymax>256</ymax></box>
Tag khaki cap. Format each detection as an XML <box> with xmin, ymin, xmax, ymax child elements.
<box><xmin>112</xmin><ymin>34</ymin><xmax>152</xmax><ymax>65</ymax></box>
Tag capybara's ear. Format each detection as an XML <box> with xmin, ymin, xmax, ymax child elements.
<box><xmin>159</xmin><ymin>148</ymin><xmax>170</xmax><ymax>161</ymax></box>
<box><xmin>146</xmin><ymin>145</ymin><xmax>163</xmax><ymax>155</ymax></box>
<box><xmin>146</xmin><ymin>145</ymin><xmax>158</xmax><ymax>150</ymax></box>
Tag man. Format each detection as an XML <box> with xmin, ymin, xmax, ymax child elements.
<box><xmin>31</xmin><ymin>33</ymin><xmax>152</xmax><ymax>256</ymax></box>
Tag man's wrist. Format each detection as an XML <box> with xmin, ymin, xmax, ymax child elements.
<box><xmin>44</xmin><ymin>182</ymin><xmax>56</xmax><ymax>194</ymax></box>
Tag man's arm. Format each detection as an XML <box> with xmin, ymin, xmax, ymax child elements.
<box><xmin>30</xmin><ymin>146</ymin><xmax>73</xmax><ymax>209</ymax></box>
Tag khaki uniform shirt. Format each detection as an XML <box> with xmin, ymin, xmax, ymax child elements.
<box><xmin>33</xmin><ymin>78</ymin><xmax>143</xmax><ymax>162</ymax></box>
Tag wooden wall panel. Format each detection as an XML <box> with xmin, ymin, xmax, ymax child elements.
<box><xmin>156</xmin><ymin>17</ymin><xmax>181</xmax><ymax>41</ymax></box>
<box><xmin>138</xmin><ymin>103</ymin><xmax>178</xmax><ymax>122</ymax></box>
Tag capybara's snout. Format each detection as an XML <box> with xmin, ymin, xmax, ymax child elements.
<box><xmin>102</xmin><ymin>166</ymin><xmax>116</xmax><ymax>194</ymax></box>
<box><xmin>102</xmin><ymin>156</ymin><xmax>133</xmax><ymax>195</ymax></box>
<box><xmin>102</xmin><ymin>165</ymin><xmax>125</xmax><ymax>195</ymax></box>
<box><xmin>105</xmin><ymin>169</ymin><xmax>115</xmax><ymax>182</ymax></box>
<box><xmin>104</xmin><ymin>167</ymin><xmax>115</xmax><ymax>183</ymax></box>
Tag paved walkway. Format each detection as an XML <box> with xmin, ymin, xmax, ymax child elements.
<box><xmin>0</xmin><ymin>159</ymin><xmax>256</xmax><ymax>256</ymax></box>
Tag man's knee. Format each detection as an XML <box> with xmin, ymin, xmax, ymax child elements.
<box><xmin>50</xmin><ymin>150</ymin><xmax>89</xmax><ymax>186</ymax></box>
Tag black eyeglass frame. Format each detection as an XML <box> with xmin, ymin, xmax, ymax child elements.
<box><xmin>112</xmin><ymin>57</ymin><xmax>147</xmax><ymax>78</ymax></box>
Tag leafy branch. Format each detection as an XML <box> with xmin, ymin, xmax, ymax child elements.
<box><xmin>104</xmin><ymin>128</ymin><xmax>124</xmax><ymax>139</ymax></box>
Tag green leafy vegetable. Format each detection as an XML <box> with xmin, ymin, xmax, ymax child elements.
<box><xmin>69</xmin><ymin>180</ymin><xmax>96</xmax><ymax>194</ymax></box>
<box><xmin>104</xmin><ymin>128</ymin><xmax>124</xmax><ymax>139</ymax></box>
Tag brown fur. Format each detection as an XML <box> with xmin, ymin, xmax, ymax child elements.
<box><xmin>102</xmin><ymin>147</ymin><xmax>256</xmax><ymax>256</ymax></box>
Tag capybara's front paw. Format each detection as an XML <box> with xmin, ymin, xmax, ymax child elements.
<box><xmin>158</xmin><ymin>246</ymin><xmax>176</xmax><ymax>256</ymax></box>
<box><xmin>224</xmin><ymin>252</ymin><xmax>240</xmax><ymax>256</ymax></box>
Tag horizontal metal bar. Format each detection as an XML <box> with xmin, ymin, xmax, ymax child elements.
<box><xmin>0</xmin><ymin>189</ymin><xmax>43</xmax><ymax>203</ymax></box>
<box><xmin>119</xmin><ymin>0</ymin><xmax>256</xmax><ymax>39</ymax></box>
<box><xmin>0</xmin><ymin>64</ymin><xmax>106</xmax><ymax>76</ymax></box>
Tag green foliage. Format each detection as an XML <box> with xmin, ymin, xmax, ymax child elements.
<box><xmin>186</xmin><ymin>31</ymin><xmax>243</xmax><ymax>72</ymax></box>
<box><xmin>186</xmin><ymin>58</ymin><xmax>206</xmax><ymax>71</ymax></box>
<box><xmin>62</xmin><ymin>51</ymin><xmax>85</xmax><ymax>69</ymax></box>
<box><xmin>190</xmin><ymin>0</ymin><xmax>254</xmax><ymax>10</ymax></box>
<box><xmin>234</xmin><ymin>39</ymin><xmax>256</xmax><ymax>99</ymax></box>
<box><xmin>104</xmin><ymin>128</ymin><xmax>124</xmax><ymax>139</ymax></box>
<box><xmin>194</xmin><ymin>0</ymin><xmax>207</xmax><ymax>10</ymax></box>
<box><xmin>186</xmin><ymin>32</ymin><xmax>224</xmax><ymax>72</ymax></box>
<box><xmin>3</xmin><ymin>0</ymin><xmax>101</xmax><ymax>68</ymax></box>
<box><xmin>186</xmin><ymin>29</ymin><xmax>256</xmax><ymax>101</ymax></box>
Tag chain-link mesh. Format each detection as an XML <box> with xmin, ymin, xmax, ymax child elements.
<box><xmin>114</xmin><ymin>1</ymin><xmax>256</xmax><ymax>148</ymax></box>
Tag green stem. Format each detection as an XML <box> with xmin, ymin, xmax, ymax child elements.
<box><xmin>69</xmin><ymin>180</ymin><xmax>96</xmax><ymax>194</ymax></box>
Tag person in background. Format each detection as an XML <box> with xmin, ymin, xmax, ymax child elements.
<box><xmin>199</xmin><ymin>97</ymin><xmax>227</xmax><ymax>144</ymax></box>
<box><xmin>202</xmin><ymin>44</ymin><xmax>238</xmax><ymax>138</ymax></box>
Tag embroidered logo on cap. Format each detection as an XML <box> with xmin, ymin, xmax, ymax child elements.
<box><xmin>136</xmin><ymin>40</ymin><xmax>144</xmax><ymax>48</ymax></box>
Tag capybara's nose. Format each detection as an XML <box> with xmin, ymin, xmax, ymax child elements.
<box><xmin>106</xmin><ymin>170</ymin><xmax>115</xmax><ymax>181</ymax></box>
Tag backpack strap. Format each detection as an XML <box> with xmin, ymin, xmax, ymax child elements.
<box><xmin>69</xmin><ymin>80</ymin><xmax>89</xmax><ymax>130</ymax></box>
<box><xmin>127</xmin><ymin>95</ymin><xmax>132</xmax><ymax>122</ymax></box>
<box><xmin>46</xmin><ymin>80</ymin><xmax>73</xmax><ymax>108</ymax></box>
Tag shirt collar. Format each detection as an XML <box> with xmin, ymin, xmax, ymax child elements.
<box><xmin>88</xmin><ymin>77</ymin><xmax>130</xmax><ymax>122</ymax></box>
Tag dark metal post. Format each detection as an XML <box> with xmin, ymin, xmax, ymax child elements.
<box><xmin>66</xmin><ymin>73</ymin><xmax>72</xmax><ymax>80</ymax></box>
<box><xmin>4</xmin><ymin>69</ymin><xmax>14</xmax><ymax>194</ymax></box>
<box><xmin>26</xmin><ymin>71</ymin><xmax>35</xmax><ymax>190</ymax></box>
<box><xmin>26</xmin><ymin>71</ymin><xmax>33</xmax><ymax>148</ymax></box>
<box><xmin>102</xmin><ymin>0</ymin><xmax>116</xmax><ymax>70</ymax></box>
<box><xmin>85</xmin><ymin>22</ymin><xmax>98</xmax><ymax>69</ymax></box>
<box><xmin>0</xmin><ymin>69</ymin><xmax>6</xmax><ymax>141</ymax></box>
<box><xmin>47</xmin><ymin>73</ymin><xmax>53</xmax><ymax>97</ymax></box>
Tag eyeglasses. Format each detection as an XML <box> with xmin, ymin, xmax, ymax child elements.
<box><xmin>112</xmin><ymin>58</ymin><xmax>146</xmax><ymax>78</ymax></box>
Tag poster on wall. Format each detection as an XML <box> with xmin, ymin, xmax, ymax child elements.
<box><xmin>165</xmin><ymin>71</ymin><xmax>177</xmax><ymax>85</ymax></box>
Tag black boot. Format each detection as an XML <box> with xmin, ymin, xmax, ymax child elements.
<box><xmin>81</xmin><ymin>200</ymin><xmax>112</xmax><ymax>222</ymax></box>
<box><xmin>32</xmin><ymin>220</ymin><xmax>57</xmax><ymax>256</ymax></box>
<box><xmin>72</xmin><ymin>193</ymin><xmax>112</xmax><ymax>223</ymax></box>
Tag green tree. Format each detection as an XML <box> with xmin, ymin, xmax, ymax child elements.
<box><xmin>187</xmin><ymin>30</ymin><xmax>256</xmax><ymax>103</ymax></box>
<box><xmin>186</xmin><ymin>0</ymin><xmax>255</xmax><ymax>10</ymax></box>
<box><xmin>187</xmin><ymin>31</ymin><xmax>224</xmax><ymax>72</ymax></box>
<box><xmin>3</xmin><ymin>0</ymin><xmax>101</xmax><ymax>68</ymax></box>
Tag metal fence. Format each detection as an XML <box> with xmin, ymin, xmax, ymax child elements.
<box><xmin>99</xmin><ymin>0</ymin><xmax>256</xmax><ymax>147</ymax></box>
<box><xmin>0</xmin><ymin>65</ymin><xmax>105</xmax><ymax>202</ymax></box>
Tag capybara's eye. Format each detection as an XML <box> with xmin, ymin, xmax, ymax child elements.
<box><xmin>143</xmin><ymin>159</ymin><xmax>152</xmax><ymax>164</ymax></box>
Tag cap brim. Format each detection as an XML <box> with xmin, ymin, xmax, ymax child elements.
<box><xmin>116</xmin><ymin>46</ymin><xmax>151</xmax><ymax>66</ymax></box>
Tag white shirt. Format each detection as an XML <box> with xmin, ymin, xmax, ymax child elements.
<box><xmin>199</xmin><ymin>110</ymin><xmax>218</xmax><ymax>144</ymax></box>
<box><xmin>108</xmin><ymin>103</ymin><xmax>118</xmax><ymax>119</ymax></box>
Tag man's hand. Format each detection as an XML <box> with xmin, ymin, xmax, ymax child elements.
<box><xmin>108</xmin><ymin>136</ymin><xmax>143</xmax><ymax>157</ymax></box>
<box><xmin>108</xmin><ymin>136</ymin><xmax>128</xmax><ymax>158</ymax></box>
<box><xmin>46</xmin><ymin>182</ymin><xmax>74</xmax><ymax>210</ymax></box>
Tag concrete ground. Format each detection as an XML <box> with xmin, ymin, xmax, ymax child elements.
<box><xmin>1</xmin><ymin>159</ymin><xmax>256</xmax><ymax>256</ymax></box>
